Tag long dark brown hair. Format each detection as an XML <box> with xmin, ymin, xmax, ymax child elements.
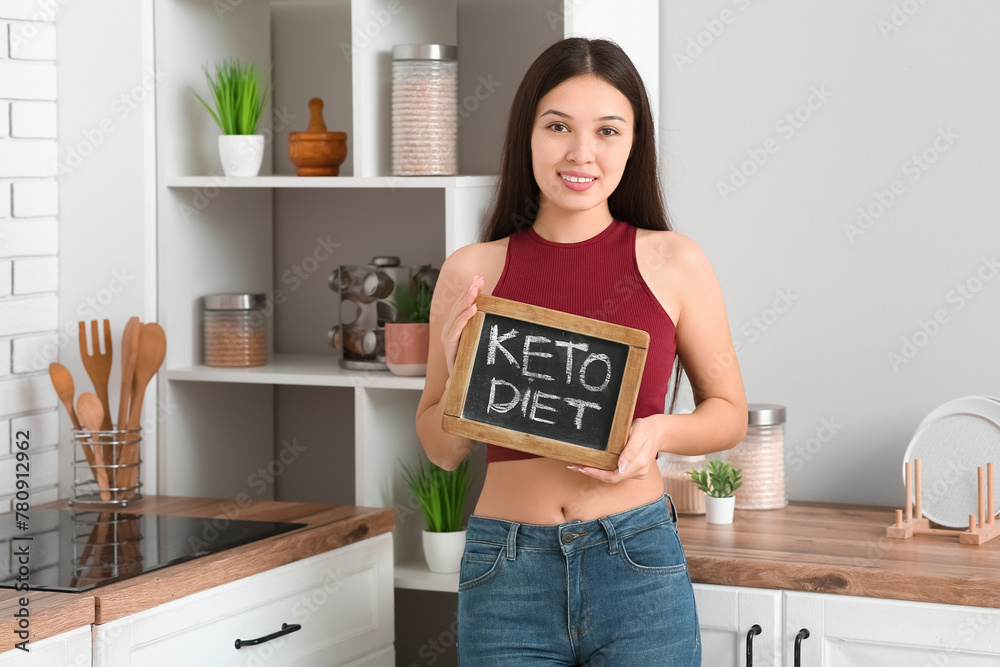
<box><xmin>481</xmin><ymin>37</ymin><xmax>685</xmax><ymax>413</ymax></box>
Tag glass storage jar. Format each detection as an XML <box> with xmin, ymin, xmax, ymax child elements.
<box><xmin>392</xmin><ymin>44</ymin><xmax>458</xmax><ymax>176</ymax></box>
<box><xmin>659</xmin><ymin>453</ymin><xmax>708</xmax><ymax>515</ymax></box>
<box><xmin>726</xmin><ymin>403</ymin><xmax>788</xmax><ymax>509</ymax></box>
<box><xmin>203</xmin><ymin>293</ymin><xmax>268</xmax><ymax>367</ymax></box>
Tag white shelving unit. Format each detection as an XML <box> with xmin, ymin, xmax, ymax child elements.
<box><xmin>151</xmin><ymin>0</ymin><xmax>658</xmax><ymax>594</ymax></box>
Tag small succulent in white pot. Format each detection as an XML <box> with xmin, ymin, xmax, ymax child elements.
<box><xmin>193</xmin><ymin>59</ymin><xmax>271</xmax><ymax>177</ymax></box>
<box><xmin>688</xmin><ymin>459</ymin><xmax>743</xmax><ymax>525</ymax></box>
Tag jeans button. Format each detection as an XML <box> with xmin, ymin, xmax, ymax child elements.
<box><xmin>561</xmin><ymin>532</ymin><xmax>575</xmax><ymax>544</ymax></box>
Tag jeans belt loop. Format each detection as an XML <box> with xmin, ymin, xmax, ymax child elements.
<box><xmin>598</xmin><ymin>517</ymin><xmax>618</xmax><ymax>555</ymax></box>
<box><xmin>664</xmin><ymin>493</ymin><xmax>679</xmax><ymax>523</ymax></box>
<box><xmin>506</xmin><ymin>522</ymin><xmax>519</xmax><ymax>561</ymax></box>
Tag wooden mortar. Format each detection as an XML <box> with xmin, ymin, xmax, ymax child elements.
<box><xmin>288</xmin><ymin>97</ymin><xmax>347</xmax><ymax>176</ymax></box>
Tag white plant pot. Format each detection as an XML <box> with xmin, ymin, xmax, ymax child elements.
<box><xmin>218</xmin><ymin>134</ymin><xmax>265</xmax><ymax>177</ymax></box>
<box><xmin>704</xmin><ymin>495</ymin><xmax>736</xmax><ymax>525</ymax></box>
<box><xmin>422</xmin><ymin>529</ymin><xmax>467</xmax><ymax>574</ymax></box>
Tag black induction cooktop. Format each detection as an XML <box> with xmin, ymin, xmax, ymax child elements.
<box><xmin>0</xmin><ymin>509</ymin><xmax>305</xmax><ymax>593</ymax></box>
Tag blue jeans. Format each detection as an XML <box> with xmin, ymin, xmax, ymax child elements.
<box><xmin>457</xmin><ymin>494</ymin><xmax>701</xmax><ymax>666</ymax></box>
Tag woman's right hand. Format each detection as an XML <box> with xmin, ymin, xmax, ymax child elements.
<box><xmin>442</xmin><ymin>274</ymin><xmax>484</xmax><ymax>376</ymax></box>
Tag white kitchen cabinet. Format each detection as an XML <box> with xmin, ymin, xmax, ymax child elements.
<box><xmin>694</xmin><ymin>583</ymin><xmax>783</xmax><ymax>667</ymax></box>
<box><xmin>695</xmin><ymin>584</ymin><xmax>1000</xmax><ymax>667</ymax></box>
<box><xmin>93</xmin><ymin>532</ymin><xmax>393</xmax><ymax>667</ymax></box>
<box><xmin>784</xmin><ymin>590</ymin><xmax>1000</xmax><ymax>667</ymax></box>
<box><xmin>149</xmin><ymin>0</ymin><xmax>660</xmax><ymax>593</ymax></box>
<box><xmin>0</xmin><ymin>624</ymin><xmax>91</xmax><ymax>666</ymax></box>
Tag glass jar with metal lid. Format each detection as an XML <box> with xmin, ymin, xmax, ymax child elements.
<box><xmin>203</xmin><ymin>293</ymin><xmax>268</xmax><ymax>367</ymax></box>
<box><xmin>392</xmin><ymin>43</ymin><xmax>458</xmax><ymax>176</ymax></box>
<box><xmin>725</xmin><ymin>403</ymin><xmax>788</xmax><ymax>509</ymax></box>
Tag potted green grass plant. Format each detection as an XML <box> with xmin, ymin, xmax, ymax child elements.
<box><xmin>193</xmin><ymin>59</ymin><xmax>271</xmax><ymax>177</ymax></box>
<box><xmin>401</xmin><ymin>456</ymin><xmax>472</xmax><ymax>573</ymax></box>
<box><xmin>688</xmin><ymin>459</ymin><xmax>743</xmax><ymax>525</ymax></box>
<box><xmin>384</xmin><ymin>281</ymin><xmax>433</xmax><ymax>377</ymax></box>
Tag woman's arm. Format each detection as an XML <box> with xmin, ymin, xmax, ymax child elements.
<box><xmin>415</xmin><ymin>245</ymin><xmax>490</xmax><ymax>470</ymax></box>
<box><xmin>573</xmin><ymin>232</ymin><xmax>747</xmax><ymax>482</ymax></box>
<box><xmin>664</xmin><ymin>235</ymin><xmax>748</xmax><ymax>455</ymax></box>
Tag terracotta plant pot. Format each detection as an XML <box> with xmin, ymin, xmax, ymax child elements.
<box><xmin>384</xmin><ymin>322</ymin><xmax>429</xmax><ymax>376</ymax></box>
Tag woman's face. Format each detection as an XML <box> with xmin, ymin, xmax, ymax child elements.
<box><xmin>530</xmin><ymin>74</ymin><xmax>634</xmax><ymax>217</ymax></box>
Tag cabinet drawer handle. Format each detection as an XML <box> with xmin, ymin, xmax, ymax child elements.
<box><xmin>235</xmin><ymin>622</ymin><xmax>302</xmax><ymax>649</ymax></box>
<box><xmin>745</xmin><ymin>624</ymin><xmax>762</xmax><ymax>666</ymax></box>
<box><xmin>794</xmin><ymin>628</ymin><xmax>810</xmax><ymax>667</ymax></box>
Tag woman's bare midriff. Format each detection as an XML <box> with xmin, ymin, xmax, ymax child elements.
<box><xmin>473</xmin><ymin>456</ymin><xmax>665</xmax><ymax>524</ymax></box>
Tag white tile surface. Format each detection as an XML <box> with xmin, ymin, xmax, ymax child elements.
<box><xmin>0</xmin><ymin>139</ymin><xmax>57</xmax><ymax>177</ymax></box>
<box><xmin>11</xmin><ymin>331</ymin><xmax>57</xmax><ymax>372</ymax></box>
<box><xmin>10</xmin><ymin>101</ymin><xmax>55</xmax><ymax>138</ymax></box>
<box><xmin>8</xmin><ymin>21</ymin><xmax>55</xmax><ymax>60</ymax></box>
<box><xmin>0</xmin><ymin>293</ymin><xmax>56</xmax><ymax>336</ymax></box>
<box><xmin>12</xmin><ymin>179</ymin><xmax>57</xmax><ymax>217</ymax></box>
<box><xmin>0</xmin><ymin>219</ymin><xmax>58</xmax><ymax>256</ymax></box>
<box><xmin>0</xmin><ymin>60</ymin><xmax>56</xmax><ymax>99</ymax></box>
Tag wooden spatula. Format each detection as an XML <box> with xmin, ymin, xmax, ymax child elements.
<box><xmin>77</xmin><ymin>392</ymin><xmax>112</xmax><ymax>502</ymax></box>
<box><xmin>119</xmin><ymin>322</ymin><xmax>167</xmax><ymax>499</ymax></box>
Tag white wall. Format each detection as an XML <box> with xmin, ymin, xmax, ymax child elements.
<box><xmin>660</xmin><ymin>1</ymin><xmax>1000</xmax><ymax>505</ymax></box>
<box><xmin>55</xmin><ymin>0</ymin><xmax>156</xmax><ymax>497</ymax></box>
<box><xmin>0</xmin><ymin>0</ymin><xmax>61</xmax><ymax>509</ymax></box>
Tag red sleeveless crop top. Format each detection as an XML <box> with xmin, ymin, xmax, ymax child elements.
<box><xmin>486</xmin><ymin>219</ymin><xmax>677</xmax><ymax>463</ymax></box>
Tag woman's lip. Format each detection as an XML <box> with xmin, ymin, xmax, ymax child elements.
<box><xmin>559</xmin><ymin>171</ymin><xmax>597</xmax><ymax>179</ymax></box>
<box><xmin>560</xmin><ymin>173</ymin><xmax>597</xmax><ymax>192</ymax></box>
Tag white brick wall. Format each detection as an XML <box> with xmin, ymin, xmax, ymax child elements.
<box><xmin>0</xmin><ymin>219</ymin><xmax>58</xmax><ymax>256</ymax></box>
<box><xmin>11</xmin><ymin>332</ymin><xmax>57</xmax><ymax>372</ymax></box>
<box><xmin>12</xmin><ymin>255</ymin><xmax>56</xmax><ymax>293</ymax></box>
<box><xmin>8</xmin><ymin>21</ymin><xmax>54</xmax><ymax>60</ymax></box>
<box><xmin>12</xmin><ymin>179</ymin><xmax>57</xmax><ymax>217</ymax></box>
<box><xmin>0</xmin><ymin>0</ymin><xmax>58</xmax><ymax>502</ymax></box>
<box><xmin>10</xmin><ymin>101</ymin><xmax>56</xmax><ymax>138</ymax></box>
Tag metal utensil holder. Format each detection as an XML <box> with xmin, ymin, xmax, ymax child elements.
<box><xmin>70</xmin><ymin>510</ymin><xmax>144</xmax><ymax>587</ymax></box>
<box><xmin>70</xmin><ymin>428</ymin><xmax>142</xmax><ymax>506</ymax></box>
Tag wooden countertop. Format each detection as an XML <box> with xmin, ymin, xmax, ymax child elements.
<box><xmin>0</xmin><ymin>496</ymin><xmax>394</xmax><ymax>646</ymax></box>
<box><xmin>678</xmin><ymin>500</ymin><xmax>1000</xmax><ymax>608</ymax></box>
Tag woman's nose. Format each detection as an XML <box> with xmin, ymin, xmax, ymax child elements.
<box><xmin>566</xmin><ymin>135</ymin><xmax>596</xmax><ymax>164</ymax></box>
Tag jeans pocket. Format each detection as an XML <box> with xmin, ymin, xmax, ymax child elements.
<box><xmin>619</xmin><ymin>522</ymin><xmax>688</xmax><ymax>575</ymax></box>
<box><xmin>458</xmin><ymin>540</ymin><xmax>505</xmax><ymax>592</ymax></box>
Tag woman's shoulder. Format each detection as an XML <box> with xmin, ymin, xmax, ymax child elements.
<box><xmin>438</xmin><ymin>238</ymin><xmax>509</xmax><ymax>295</ymax></box>
<box><xmin>635</xmin><ymin>227</ymin><xmax>710</xmax><ymax>272</ymax></box>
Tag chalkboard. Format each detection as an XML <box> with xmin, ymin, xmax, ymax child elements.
<box><xmin>442</xmin><ymin>295</ymin><xmax>649</xmax><ymax>470</ymax></box>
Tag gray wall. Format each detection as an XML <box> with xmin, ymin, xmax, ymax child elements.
<box><xmin>660</xmin><ymin>1</ymin><xmax>1000</xmax><ymax>506</ymax></box>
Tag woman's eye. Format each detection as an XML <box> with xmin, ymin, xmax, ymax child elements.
<box><xmin>548</xmin><ymin>123</ymin><xmax>568</xmax><ymax>132</ymax></box>
<box><xmin>599</xmin><ymin>127</ymin><xmax>619</xmax><ymax>137</ymax></box>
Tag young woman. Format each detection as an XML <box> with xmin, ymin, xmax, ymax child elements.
<box><xmin>416</xmin><ymin>38</ymin><xmax>747</xmax><ymax>665</ymax></box>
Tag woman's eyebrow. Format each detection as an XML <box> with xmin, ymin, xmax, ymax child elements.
<box><xmin>539</xmin><ymin>109</ymin><xmax>628</xmax><ymax>124</ymax></box>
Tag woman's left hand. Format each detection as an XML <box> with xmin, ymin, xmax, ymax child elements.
<box><xmin>569</xmin><ymin>415</ymin><xmax>664</xmax><ymax>484</ymax></box>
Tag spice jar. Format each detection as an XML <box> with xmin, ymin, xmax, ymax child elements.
<box><xmin>659</xmin><ymin>453</ymin><xmax>708</xmax><ymax>515</ymax></box>
<box><xmin>726</xmin><ymin>404</ymin><xmax>788</xmax><ymax>509</ymax></box>
<box><xmin>203</xmin><ymin>293</ymin><xmax>268</xmax><ymax>367</ymax></box>
<box><xmin>392</xmin><ymin>44</ymin><xmax>458</xmax><ymax>176</ymax></box>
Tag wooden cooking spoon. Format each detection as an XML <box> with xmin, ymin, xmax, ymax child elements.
<box><xmin>119</xmin><ymin>322</ymin><xmax>167</xmax><ymax>499</ymax></box>
<box><xmin>113</xmin><ymin>316</ymin><xmax>141</xmax><ymax>469</ymax></box>
<box><xmin>49</xmin><ymin>362</ymin><xmax>82</xmax><ymax>431</ymax></box>
<box><xmin>77</xmin><ymin>392</ymin><xmax>112</xmax><ymax>502</ymax></box>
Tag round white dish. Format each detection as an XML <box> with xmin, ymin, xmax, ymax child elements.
<box><xmin>902</xmin><ymin>396</ymin><xmax>1000</xmax><ymax>528</ymax></box>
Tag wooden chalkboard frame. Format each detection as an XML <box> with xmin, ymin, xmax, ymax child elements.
<box><xmin>441</xmin><ymin>295</ymin><xmax>650</xmax><ymax>470</ymax></box>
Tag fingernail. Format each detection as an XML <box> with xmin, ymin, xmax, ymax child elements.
<box><xmin>618</xmin><ymin>459</ymin><xmax>629</xmax><ymax>475</ymax></box>
<box><xmin>566</xmin><ymin>465</ymin><xmax>576</xmax><ymax>470</ymax></box>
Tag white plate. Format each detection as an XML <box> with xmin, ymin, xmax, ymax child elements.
<box><xmin>902</xmin><ymin>396</ymin><xmax>1000</xmax><ymax>528</ymax></box>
